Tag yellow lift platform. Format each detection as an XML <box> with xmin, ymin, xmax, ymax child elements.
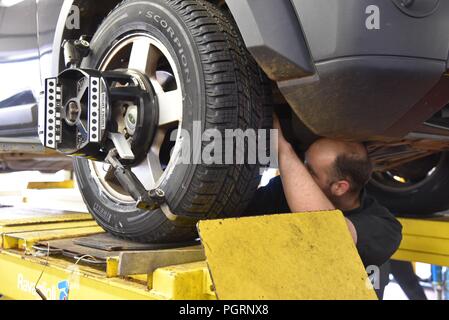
<box><xmin>393</xmin><ymin>216</ymin><xmax>449</xmax><ymax>267</ymax></box>
<box><xmin>0</xmin><ymin>206</ymin><xmax>378</xmax><ymax>300</ymax></box>
<box><xmin>2</xmin><ymin>196</ymin><xmax>447</xmax><ymax>301</ymax></box>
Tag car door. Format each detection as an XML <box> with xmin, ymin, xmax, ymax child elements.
<box><xmin>0</xmin><ymin>0</ymin><xmax>41</xmax><ymax>139</ymax></box>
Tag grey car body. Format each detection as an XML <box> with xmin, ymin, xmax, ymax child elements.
<box><xmin>1</xmin><ymin>0</ymin><xmax>449</xmax><ymax>171</ymax></box>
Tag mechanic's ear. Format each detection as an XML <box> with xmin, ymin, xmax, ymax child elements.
<box><xmin>332</xmin><ymin>180</ymin><xmax>351</xmax><ymax>196</ymax></box>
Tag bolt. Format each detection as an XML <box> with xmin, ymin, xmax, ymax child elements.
<box><xmin>155</xmin><ymin>189</ymin><xmax>165</xmax><ymax>198</ymax></box>
<box><xmin>149</xmin><ymin>188</ymin><xmax>165</xmax><ymax>199</ymax></box>
<box><xmin>75</xmin><ymin>39</ymin><xmax>90</xmax><ymax>48</ymax></box>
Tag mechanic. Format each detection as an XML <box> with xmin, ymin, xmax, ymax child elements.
<box><xmin>245</xmin><ymin>116</ymin><xmax>403</xmax><ymax>299</ymax></box>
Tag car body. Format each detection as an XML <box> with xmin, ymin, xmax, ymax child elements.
<box><xmin>2</xmin><ymin>0</ymin><xmax>449</xmax><ymax>169</ymax></box>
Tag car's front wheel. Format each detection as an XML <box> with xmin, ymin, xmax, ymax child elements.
<box><xmin>74</xmin><ymin>0</ymin><xmax>271</xmax><ymax>243</ymax></box>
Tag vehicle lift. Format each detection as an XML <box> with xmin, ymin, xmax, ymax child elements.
<box><xmin>0</xmin><ymin>201</ymin><xmax>380</xmax><ymax>300</ymax></box>
<box><xmin>1</xmin><ymin>194</ymin><xmax>448</xmax><ymax>300</ymax></box>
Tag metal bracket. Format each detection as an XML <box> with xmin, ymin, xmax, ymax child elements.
<box><xmin>108</xmin><ymin>132</ymin><xmax>135</xmax><ymax>160</ymax></box>
<box><xmin>105</xmin><ymin>149</ymin><xmax>166</xmax><ymax>211</ymax></box>
<box><xmin>104</xmin><ymin>149</ymin><xmax>200</xmax><ymax>221</ymax></box>
<box><xmin>62</xmin><ymin>36</ymin><xmax>90</xmax><ymax>68</ymax></box>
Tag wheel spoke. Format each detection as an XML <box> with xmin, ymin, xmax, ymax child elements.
<box><xmin>151</xmin><ymin>127</ymin><xmax>167</xmax><ymax>156</ymax></box>
<box><xmin>146</xmin><ymin>44</ymin><xmax>160</xmax><ymax>77</ymax></box>
<box><xmin>103</xmin><ymin>164</ymin><xmax>116</xmax><ymax>183</ymax></box>
<box><xmin>130</xmin><ymin>128</ymin><xmax>166</xmax><ymax>189</ymax></box>
<box><xmin>128</xmin><ymin>38</ymin><xmax>151</xmax><ymax>73</ymax></box>
<box><xmin>129</xmin><ymin>150</ymin><xmax>163</xmax><ymax>189</ymax></box>
<box><xmin>157</xmin><ymin>89</ymin><xmax>183</xmax><ymax>125</ymax></box>
<box><xmin>147</xmin><ymin>149</ymin><xmax>164</xmax><ymax>184</ymax></box>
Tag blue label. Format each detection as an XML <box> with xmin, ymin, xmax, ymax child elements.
<box><xmin>57</xmin><ymin>280</ymin><xmax>70</xmax><ymax>300</ymax></box>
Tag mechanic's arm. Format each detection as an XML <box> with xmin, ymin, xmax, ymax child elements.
<box><xmin>274</xmin><ymin>116</ymin><xmax>358</xmax><ymax>244</ymax></box>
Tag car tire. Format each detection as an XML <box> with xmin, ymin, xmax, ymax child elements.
<box><xmin>73</xmin><ymin>0</ymin><xmax>272</xmax><ymax>243</ymax></box>
<box><xmin>367</xmin><ymin>152</ymin><xmax>449</xmax><ymax>216</ymax></box>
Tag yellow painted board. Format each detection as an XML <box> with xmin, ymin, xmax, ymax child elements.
<box><xmin>0</xmin><ymin>220</ymin><xmax>98</xmax><ymax>234</ymax></box>
<box><xmin>3</xmin><ymin>226</ymin><xmax>104</xmax><ymax>250</ymax></box>
<box><xmin>128</xmin><ymin>274</ymin><xmax>149</xmax><ymax>283</ymax></box>
<box><xmin>0</xmin><ymin>212</ymin><xmax>92</xmax><ymax>227</ymax></box>
<box><xmin>198</xmin><ymin>210</ymin><xmax>377</xmax><ymax>300</ymax></box>
<box><xmin>27</xmin><ymin>181</ymin><xmax>75</xmax><ymax>190</ymax></box>
<box><xmin>0</xmin><ymin>251</ymin><xmax>214</xmax><ymax>300</ymax></box>
<box><xmin>398</xmin><ymin>217</ymin><xmax>449</xmax><ymax>239</ymax></box>
<box><xmin>393</xmin><ymin>249</ymin><xmax>449</xmax><ymax>267</ymax></box>
<box><xmin>399</xmin><ymin>234</ymin><xmax>449</xmax><ymax>256</ymax></box>
<box><xmin>106</xmin><ymin>257</ymin><xmax>120</xmax><ymax>278</ymax></box>
<box><xmin>151</xmin><ymin>261</ymin><xmax>216</xmax><ymax>300</ymax></box>
<box><xmin>0</xmin><ymin>251</ymin><xmax>155</xmax><ymax>300</ymax></box>
<box><xmin>0</xmin><ymin>220</ymin><xmax>99</xmax><ymax>248</ymax></box>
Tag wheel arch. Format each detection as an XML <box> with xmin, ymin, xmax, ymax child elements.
<box><xmin>52</xmin><ymin>1</ymin><xmax>231</xmax><ymax>75</ymax></box>
<box><xmin>51</xmin><ymin>0</ymin><xmax>122</xmax><ymax>76</ymax></box>
<box><xmin>51</xmin><ymin>0</ymin><xmax>316</xmax><ymax>82</ymax></box>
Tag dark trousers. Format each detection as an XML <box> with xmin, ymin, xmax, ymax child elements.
<box><xmin>390</xmin><ymin>260</ymin><xmax>427</xmax><ymax>300</ymax></box>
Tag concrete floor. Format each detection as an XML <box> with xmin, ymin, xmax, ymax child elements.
<box><xmin>384</xmin><ymin>282</ymin><xmax>436</xmax><ymax>300</ymax></box>
<box><xmin>384</xmin><ymin>263</ymin><xmax>439</xmax><ymax>300</ymax></box>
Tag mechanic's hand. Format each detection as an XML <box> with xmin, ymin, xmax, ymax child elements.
<box><xmin>273</xmin><ymin>113</ymin><xmax>291</xmax><ymax>152</ymax></box>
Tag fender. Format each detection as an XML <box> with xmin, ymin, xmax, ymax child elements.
<box><xmin>50</xmin><ymin>0</ymin><xmax>75</xmax><ymax>78</ymax></box>
<box><xmin>46</xmin><ymin>0</ymin><xmax>317</xmax><ymax>83</ymax></box>
<box><xmin>39</xmin><ymin>0</ymin><xmax>119</xmax><ymax>81</ymax></box>
<box><xmin>225</xmin><ymin>0</ymin><xmax>316</xmax><ymax>82</ymax></box>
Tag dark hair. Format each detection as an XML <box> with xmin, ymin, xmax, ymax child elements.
<box><xmin>331</xmin><ymin>152</ymin><xmax>373</xmax><ymax>195</ymax></box>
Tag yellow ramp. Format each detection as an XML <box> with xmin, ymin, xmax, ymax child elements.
<box><xmin>198</xmin><ymin>210</ymin><xmax>377</xmax><ymax>300</ymax></box>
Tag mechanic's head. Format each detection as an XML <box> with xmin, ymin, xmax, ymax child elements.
<box><xmin>304</xmin><ymin>139</ymin><xmax>373</xmax><ymax>204</ymax></box>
